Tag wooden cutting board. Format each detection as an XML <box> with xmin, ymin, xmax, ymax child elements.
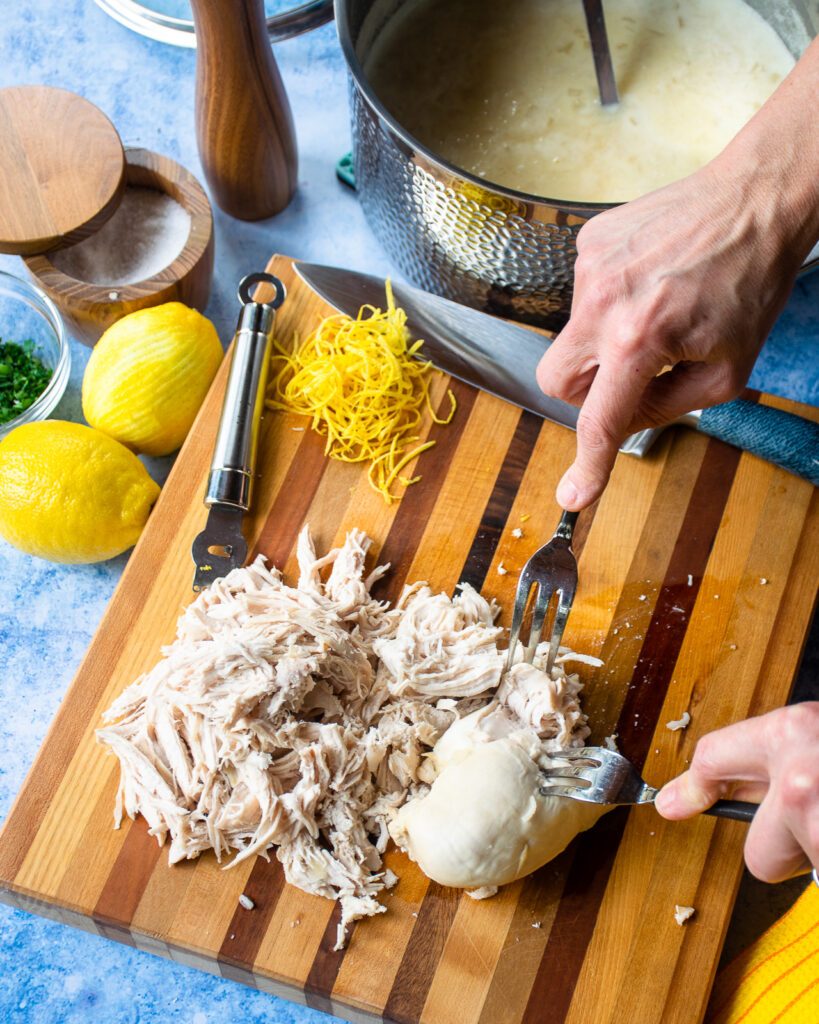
<box><xmin>0</xmin><ymin>254</ymin><xmax>816</xmax><ymax>1024</ymax></box>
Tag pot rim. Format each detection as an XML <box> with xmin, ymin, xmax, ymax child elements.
<box><xmin>336</xmin><ymin>1</ymin><xmax>615</xmax><ymax>216</ymax></box>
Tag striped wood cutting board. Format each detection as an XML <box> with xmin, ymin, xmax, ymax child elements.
<box><xmin>0</xmin><ymin>255</ymin><xmax>817</xmax><ymax>1024</ymax></box>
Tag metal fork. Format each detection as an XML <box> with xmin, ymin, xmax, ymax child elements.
<box><xmin>507</xmin><ymin>509</ymin><xmax>579</xmax><ymax>675</ymax></box>
<box><xmin>539</xmin><ymin>746</ymin><xmax>757</xmax><ymax>822</ymax></box>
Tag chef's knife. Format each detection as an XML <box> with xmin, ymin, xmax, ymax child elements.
<box><xmin>191</xmin><ymin>272</ymin><xmax>287</xmax><ymax>591</ymax></box>
<box><xmin>296</xmin><ymin>262</ymin><xmax>819</xmax><ymax>486</ymax></box>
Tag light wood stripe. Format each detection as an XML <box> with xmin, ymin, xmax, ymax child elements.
<box><xmin>458</xmin><ymin>410</ymin><xmax>542</xmax><ymax>591</ymax></box>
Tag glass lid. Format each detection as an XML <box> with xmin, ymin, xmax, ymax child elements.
<box><xmin>93</xmin><ymin>0</ymin><xmax>333</xmax><ymax>47</ymax></box>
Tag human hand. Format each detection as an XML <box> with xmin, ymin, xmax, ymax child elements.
<box><xmin>655</xmin><ymin>703</ymin><xmax>819</xmax><ymax>882</ymax></box>
<box><xmin>537</xmin><ymin>161</ymin><xmax>810</xmax><ymax>511</ymax></box>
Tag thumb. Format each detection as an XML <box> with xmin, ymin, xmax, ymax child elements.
<box><xmin>629</xmin><ymin>361</ymin><xmax>745</xmax><ymax>432</ymax></box>
<box><xmin>655</xmin><ymin>770</ymin><xmax>721</xmax><ymax>820</ymax></box>
<box><xmin>656</xmin><ymin>716</ymin><xmax>770</xmax><ymax>819</ymax></box>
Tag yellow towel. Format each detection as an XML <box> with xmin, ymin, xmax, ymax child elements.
<box><xmin>707</xmin><ymin>882</ymin><xmax>818</xmax><ymax>1024</ymax></box>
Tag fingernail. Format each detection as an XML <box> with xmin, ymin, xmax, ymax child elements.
<box><xmin>654</xmin><ymin>786</ymin><xmax>675</xmax><ymax>815</ymax></box>
<box><xmin>556</xmin><ymin>472</ymin><xmax>580</xmax><ymax>509</ymax></box>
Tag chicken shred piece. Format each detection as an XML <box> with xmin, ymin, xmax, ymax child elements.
<box><xmin>98</xmin><ymin>526</ymin><xmax>592</xmax><ymax>948</ymax></box>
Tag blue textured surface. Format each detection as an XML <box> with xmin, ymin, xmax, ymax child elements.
<box><xmin>0</xmin><ymin>3</ymin><xmax>816</xmax><ymax>1023</ymax></box>
<box><xmin>698</xmin><ymin>398</ymin><xmax>819</xmax><ymax>485</ymax></box>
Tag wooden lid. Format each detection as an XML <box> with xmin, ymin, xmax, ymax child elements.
<box><xmin>0</xmin><ymin>86</ymin><xmax>126</xmax><ymax>256</ymax></box>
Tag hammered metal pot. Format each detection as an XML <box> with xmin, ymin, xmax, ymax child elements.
<box><xmin>337</xmin><ymin>0</ymin><xmax>816</xmax><ymax>331</ymax></box>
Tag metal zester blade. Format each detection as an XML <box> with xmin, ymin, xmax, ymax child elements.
<box><xmin>192</xmin><ymin>506</ymin><xmax>248</xmax><ymax>591</ymax></box>
<box><xmin>191</xmin><ymin>271</ymin><xmax>287</xmax><ymax>591</ymax></box>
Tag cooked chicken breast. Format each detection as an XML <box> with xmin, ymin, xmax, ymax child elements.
<box><xmin>98</xmin><ymin>526</ymin><xmax>596</xmax><ymax>947</ymax></box>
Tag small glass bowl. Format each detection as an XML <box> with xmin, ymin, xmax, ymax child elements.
<box><xmin>0</xmin><ymin>270</ymin><xmax>71</xmax><ymax>441</ymax></box>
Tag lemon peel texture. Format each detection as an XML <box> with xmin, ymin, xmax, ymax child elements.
<box><xmin>0</xmin><ymin>420</ymin><xmax>160</xmax><ymax>563</ymax></box>
<box><xmin>83</xmin><ymin>302</ymin><xmax>223</xmax><ymax>457</ymax></box>
<box><xmin>266</xmin><ymin>282</ymin><xmax>456</xmax><ymax>503</ymax></box>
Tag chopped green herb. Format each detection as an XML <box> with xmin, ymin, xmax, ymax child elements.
<box><xmin>0</xmin><ymin>339</ymin><xmax>53</xmax><ymax>426</ymax></box>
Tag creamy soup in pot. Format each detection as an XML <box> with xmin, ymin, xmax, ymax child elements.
<box><xmin>364</xmin><ymin>0</ymin><xmax>796</xmax><ymax>203</ymax></box>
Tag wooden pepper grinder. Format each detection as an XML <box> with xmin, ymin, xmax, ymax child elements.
<box><xmin>189</xmin><ymin>0</ymin><xmax>297</xmax><ymax>220</ymax></box>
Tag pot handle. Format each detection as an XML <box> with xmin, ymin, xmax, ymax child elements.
<box><xmin>266</xmin><ymin>0</ymin><xmax>334</xmax><ymax>42</ymax></box>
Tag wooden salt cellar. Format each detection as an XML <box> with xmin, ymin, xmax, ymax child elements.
<box><xmin>25</xmin><ymin>148</ymin><xmax>214</xmax><ymax>347</ymax></box>
<box><xmin>0</xmin><ymin>86</ymin><xmax>126</xmax><ymax>256</ymax></box>
<box><xmin>190</xmin><ymin>0</ymin><xmax>298</xmax><ymax>221</ymax></box>
<box><xmin>0</xmin><ymin>84</ymin><xmax>214</xmax><ymax>346</ymax></box>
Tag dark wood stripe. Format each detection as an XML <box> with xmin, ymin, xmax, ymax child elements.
<box><xmin>374</xmin><ymin>379</ymin><xmax>478</xmax><ymax>605</ymax></box>
<box><xmin>522</xmin><ymin>809</ymin><xmax>629</xmax><ymax>1024</ymax></box>
<box><xmin>521</xmin><ymin>437</ymin><xmax>742</xmax><ymax>1024</ymax></box>
<box><xmin>616</xmin><ymin>440</ymin><xmax>744</xmax><ymax>769</ymax></box>
<box><xmin>300</xmin><ymin>381</ymin><xmax>476</xmax><ymax>1008</ymax></box>
<box><xmin>249</xmin><ymin>426</ymin><xmax>330</xmax><ymax>566</ymax></box>
<box><xmin>93</xmin><ymin>817</ymin><xmax>163</xmax><ymax>926</ymax></box>
<box><xmin>382</xmin><ymin>412</ymin><xmax>550</xmax><ymax>1023</ymax></box>
<box><xmin>383</xmin><ymin>884</ymin><xmax>462</xmax><ymax>1024</ymax></box>
<box><xmin>217</xmin><ymin>857</ymin><xmax>286</xmax><ymax>974</ymax></box>
<box><xmin>458</xmin><ymin>411</ymin><xmax>543</xmax><ymax>592</ymax></box>
<box><xmin>304</xmin><ymin>903</ymin><xmax>346</xmax><ymax>1014</ymax></box>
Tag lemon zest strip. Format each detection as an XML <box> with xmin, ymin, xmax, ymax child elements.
<box><xmin>266</xmin><ymin>282</ymin><xmax>456</xmax><ymax>503</ymax></box>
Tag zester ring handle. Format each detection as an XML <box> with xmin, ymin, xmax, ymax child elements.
<box><xmin>205</xmin><ymin>273</ymin><xmax>286</xmax><ymax>510</ymax></box>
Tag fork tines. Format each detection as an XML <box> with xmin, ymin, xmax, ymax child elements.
<box><xmin>506</xmin><ymin>510</ymin><xmax>579</xmax><ymax>674</ymax></box>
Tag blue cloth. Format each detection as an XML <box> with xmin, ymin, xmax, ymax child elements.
<box><xmin>0</xmin><ymin>3</ymin><xmax>817</xmax><ymax>1023</ymax></box>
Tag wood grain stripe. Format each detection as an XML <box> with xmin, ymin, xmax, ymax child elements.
<box><xmin>616</xmin><ymin>439</ymin><xmax>744</xmax><ymax>769</ymax></box>
<box><xmin>304</xmin><ymin>903</ymin><xmax>345</xmax><ymax>1014</ymax></box>
<box><xmin>374</xmin><ymin>379</ymin><xmax>477</xmax><ymax>605</ymax></box>
<box><xmin>382</xmin><ymin>410</ymin><xmax>554</xmax><ymax>1023</ymax></box>
<box><xmin>217</xmin><ymin>858</ymin><xmax>287</xmax><ymax>978</ymax></box>
<box><xmin>522</xmin><ymin>437</ymin><xmax>742</xmax><ymax>1024</ymax></box>
<box><xmin>384</xmin><ymin>884</ymin><xmax>462</xmax><ymax>1024</ymax></box>
<box><xmin>458</xmin><ymin>411</ymin><xmax>542</xmax><ymax>591</ymax></box>
<box><xmin>249</xmin><ymin>427</ymin><xmax>330</xmax><ymax>565</ymax></box>
<box><xmin>93</xmin><ymin>817</ymin><xmax>164</xmax><ymax>926</ymax></box>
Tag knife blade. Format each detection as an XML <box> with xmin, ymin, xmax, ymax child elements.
<box><xmin>295</xmin><ymin>261</ymin><xmax>583</xmax><ymax>435</ymax></box>
<box><xmin>296</xmin><ymin>261</ymin><xmax>666</xmax><ymax>457</ymax></box>
<box><xmin>296</xmin><ymin>262</ymin><xmax>819</xmax><ymax>486</ymax></box>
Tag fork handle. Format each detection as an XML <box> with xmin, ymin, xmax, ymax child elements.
<box><xmin>556</xmin><ymin>509</ymin><xmax>579</xmax><ymax>541</ymax></box>
<box><xmin>704</xmin><ymin>799</ymin><xmax>757</xmax><ymax>823</ymax></box>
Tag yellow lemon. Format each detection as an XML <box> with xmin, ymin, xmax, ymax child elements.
<box><xmin>0</xmin><ymin>420</ymin><xmax>160</xmax><ymax>563</ymax></box>
<box><xmin>83</xmin><ymin>302</ymin><xmax>222</xmax><ymax>456</ymax></box>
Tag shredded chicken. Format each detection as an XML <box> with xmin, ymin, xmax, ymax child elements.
<box><xmin>666</xmin><ymin>711</ymin><xmax>691</xmax><ymax>732</ymax></box>
<box><xmin>674</xmin><ymin>904</ymin><xmax>695</xmax><ymax>926</ymax></box>
<box><xmin>98</xmin><ymin>526</ymin><xmax>592</xmax><ymax>948</ymax></box>
<box><xmin>467</xmin><ymin>885</ymin><xmax>498</xmax><ymax>900</ymax></box>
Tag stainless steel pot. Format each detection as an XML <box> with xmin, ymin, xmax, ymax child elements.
<box><xmin>337</xmin><ymin>0</ymin><xmax>817</xmax><ymax>330</ymax></box>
